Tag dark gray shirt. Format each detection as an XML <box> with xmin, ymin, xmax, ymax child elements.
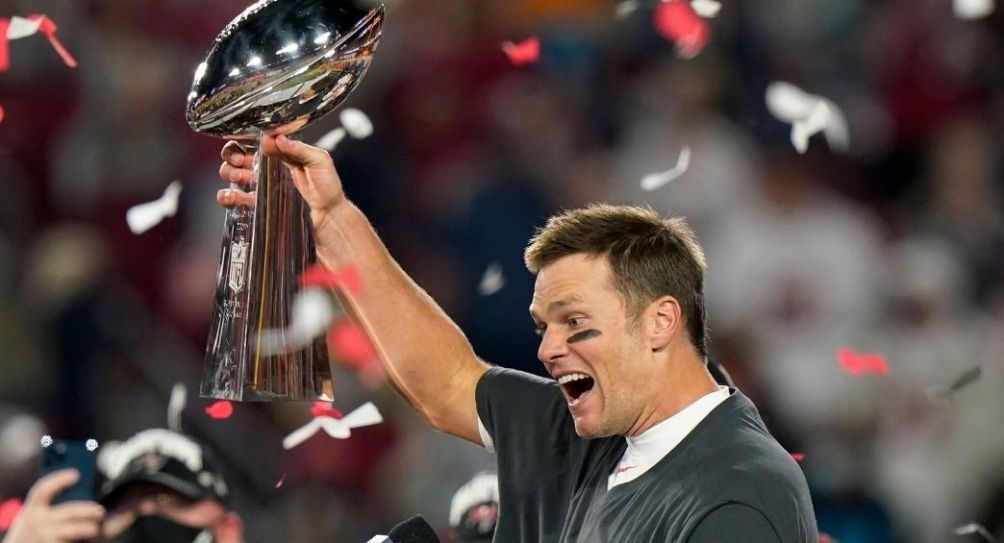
<box><xmin>476</xmin><ymin>367</ymin><xmax>818</xmax><ymax>542</ymax></box>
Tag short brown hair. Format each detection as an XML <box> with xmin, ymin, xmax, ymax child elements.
<box><xmin>524</xmin><ymin>204</ymin><xmax>708</xmax><ymax>358</ymax></box>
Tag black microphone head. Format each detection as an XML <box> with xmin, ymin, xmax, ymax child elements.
<box><xmin>387</xmin><ymin>515</ymin><xmax>441</xmax><ymax>543</ymax></box>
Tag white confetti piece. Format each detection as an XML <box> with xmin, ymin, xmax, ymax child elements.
<box><xmin>765</xmin><ymin>82</ymin><xmax>848</xmax><ymax>154</ymax></box>
<box><xmin>339</xmin><ymin>108</ymin><xmax>373</xmax><ymax>139</ymax></box>
<box><xmin>282</xmin><ymin>402</ymin><xmax>383</xmax><ymax>449</ymax></box>
<box><xmin>477</xmin><ymin>262</ymin><xmax>505</xmax><ymax>296</ymax></box>
<box><xmin>257</xmin><ymin>289</ymin><xmax>337</xmax><ymax>356</ymax></box>
<box><xmin>690</xmin><ymin>0</ymin><xmax>722</xmax><ymax>18</ymax></box>
<box><xmin>167</xmin><ymin>383</ymin><xmax>187</xmax><ymax>432</ymax></box>
<box><xmin>7</xmin><ymin>16</ymin><xmax>43</xmax><ymax>40</ymax></box>
<box><xmin>954</xmin><ymin>523</ymin><xmax>997</xmax><ymax>541</ymax></box>
<box><xmin>40</xmin><ymin>435</ymin><xmax>53</xmax><ymax>447</ymax></box>
<box><xmin>315</xmin><ymin>127</ymin><xmax>347</xmax><ymax>151</ymax></box>
<box><xmin>615</xmin><ymin>0</ymin><xmax>639</xmax><ymax>19</ymax></box>
<box><xmin>126</xmin><ymin>180</ymin><xmax>182</xmax><ymax>234</ymax></box>
<box><xmin>85</xmin><ymin>439</ymin><xmax>98</xmax><ymax>452</ymax></box>
<box><xmin>640</xmin><ymin>146</ymin><xmax>691</xmax><ymax>191</ymax></box>
<box><xmin>954</xmin><ymin>0</ymin><xmax>995</xmax><ymax>19</ymax></box>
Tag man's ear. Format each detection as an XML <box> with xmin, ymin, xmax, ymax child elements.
<box><xmin>216</xmin><ymin>512</ymin><xmax>244</xmax><ymax>543</ymax></box>
<box><xmin>648</xmin><ymin>296</ymin><xmax>682</xmax><ymax>352</ymax></box>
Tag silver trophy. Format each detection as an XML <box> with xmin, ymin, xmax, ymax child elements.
<box><xmin>186</xmin><ymin>0</ymin><xmax>384</xmax><ymax>400</ymax></box>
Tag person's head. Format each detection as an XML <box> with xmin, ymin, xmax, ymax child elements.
<box><xmin>525</xmin><ymin>204</ymin><xmax>709</xmax><ymax>438</ymax></box>
<box><xmin>449</xmin><ymin>473</ymin><xmax>499</xmax><ymax>543</ymax></box>
<box><xmin>96</xmin><ymin>429</ymin><xmax>242</xmax><ymax>543</ymax></box>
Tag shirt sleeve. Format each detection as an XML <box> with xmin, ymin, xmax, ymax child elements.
<box><xmin>686</xmin><ymin>503</ymin><xmax>782</xmax><ymax>543</ymax></box>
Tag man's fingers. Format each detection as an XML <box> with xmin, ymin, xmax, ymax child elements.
<box><xmin>25</xmin><ymin>469</ymin><xmax>79</xmax><ymax>506</ymax></box>
<box><xmin>217</xmin><ymin>189</ymin><xmax>257</xmax><ymax>208</ymax></box>
<box><xmin>219</xmin><ymin>162</ymin><xmax>254</xmax><ymax>185</ymax></box>
<box><xmin>265</xmin><ymin>133</ymin><xmax>332</xmax><ymax>168</ymax></box>
<box><xmin>220</xmin><ymin>140</ymin><xmax>251</xmax><ymax>166</ymax></box>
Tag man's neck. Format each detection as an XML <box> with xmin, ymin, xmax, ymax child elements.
<box><xmin>625</xmin><ymin>353</ymin><xmax>719</xmax><ymax>437</ymax></box>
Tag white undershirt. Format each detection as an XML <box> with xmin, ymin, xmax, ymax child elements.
<box><xmin>607</xmin><ymin>386</ymin><xmax>730</xmax><ymax>489</ymax></box>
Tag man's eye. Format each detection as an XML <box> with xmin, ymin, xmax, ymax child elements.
<box><xmin>568</xmin><ymin>317</ymin><xmax>585</xmax><ymax>327</ymax></box>
<box><xmin>534</xmin><ymin>326</ymin><xmax>546</xmax><ymax>337</ymax></box>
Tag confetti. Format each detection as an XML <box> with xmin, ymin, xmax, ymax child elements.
<box><xmin>329</xmin><ymin>321</ymin><xmax>379</xmax><ymax>369</ymax></box>
<box><xmin>85</xmin><ymin>439</ymin><xmax>98</xmax><ymax>452</ymax></box>
<box><xmin>640</xmin><ymin>146</ymin><xmax>691</xmax><ymax>191</ymax></box>
<box><xmin>274</xmin><ymin>472</ymin><xmax>287</xmax><ymax>489</ymax></box>
<box><xmin>314</xmin><ymin>127</ymin><xmax>347</xmax><ymax>151</ymax></box>
<box><xmin>282</xmin><ymin>402</ymin><xmax>383</xmax><ymax>449</ymax></box>
<box><xmin>765</xmin><ymin>82</ymin><xmax>848</xmax><ymax>154</ymax></box>
<box><xmin>836</xmin><ymin>348</ymin><xmax>890</xmax><ymax>377</ymax></box>
<box><xmin>954</xmin><ymin>523</ymin><xmax>997</xmax><ymax>541</ymax></box>
<box><xmin>653</xmin><ymin>0</ymin><xmax>709</xmax><ymax>59</ymax></box>
<box><xmin>339</xmin><ymin>108</ymin><xmax>373</xmax><ymax>139</ymax></box>
<box><xmin>791</xmin><ymin>452</ymin><xmax>805</xmax><ymax>462</ymax></box>
<box><xmin>167</xmin><ymin>383</ymin><xmax>187</xmax><ymax>432</ymax></box>
<box><xmin>0</xmin><ymin>498</ymin><xmax>22</xmax><ymax>531</ymax></box>
<box><xmin>299</xmin><ymin>263</ymin><xmax>362</xmax><ymax>296</ymax></box>
<box><xmin>1</xmin><ymin>15</ymin><xmax>77</xmax><ymax>72</ymax></box>
<box><xmin>954</xmin><ymin>0</ymin><xmax>995</xmax><ymax>19</ymax></box>
<box><xmin>477</xmin><ymin>262</ymin><xmax>505</xmax><ymax>296</ymax></box>
<box><xmin>501</xmin><ymin>37</ymin><xmax>541</xmax><ymax>66</ymax></box>
<box><xmin>0</xmin><ymin>104</ymin><xmax>4</xmax><ymax>123</ymax></box>
<box><xmin>949</xmin><ymin>366</ymin><xmax>983</xmax><ymax>392</ymax></box>
<box><xmin>690</xmin><ymin>0</ymin><xmax>722</xmax><ymax>18</ymax></box>
<box><xmin>204</xmin><ymin>400</ymin><xmax>234</xmax><ymax>420</ymax></box>
<box><xmin>820</xmin><ymin>534</ymin><xmax>840</xmax><ymax>543</ymax></box>
<box><xmin>126</xmin><ymin>180</ymin><xmax>182</xmax><ymax>234</ymax></box>
<box><xmin>310</xmin><ymin>400</ymin><xmax>344</xmax><ymax>419</ymax></box>
<box><xmin>40</xmin><ymin>435</ymin><xmax>52</xmax><ymax>448</ymax></box>
<box><xmin>257</xmin><ymin>288</ymin><xmax>338</xmax><ymax>356</ymax></box>
<box><xmin>615</xmin><ymin>0</ymin><xmax>639</xmax><ymax>19</ymax></box>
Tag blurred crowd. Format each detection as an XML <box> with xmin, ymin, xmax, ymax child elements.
<box><xmin>1</xmin><ymin>0</ymin><xmax>1003</xmax><ymax>541</ymax></box>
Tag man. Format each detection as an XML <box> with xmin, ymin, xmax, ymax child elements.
<box><xmin>217</xmin><ymin>135</ymin><xmax>817</xmax><ymax>541</ymax></box>
<box><xmin>2</xmin><ymin>429</ymin><xmax>242</xmax><ymax>543</ymax></box>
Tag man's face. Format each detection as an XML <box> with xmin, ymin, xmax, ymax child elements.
<box><xmin>100</xmin><ymin>483</ymin><xmax>239</xmax><ymax>543</ymax></box>
<box><xmin>530</xmin><ymin>253</ymin><xmax>652</xmax><ymax>438</ymax></box>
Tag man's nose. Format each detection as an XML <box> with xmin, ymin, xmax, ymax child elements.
<box><xmin>537</xmin><ymin>329</ymin><xmax>569</xmax><ymax>364</ymax></box>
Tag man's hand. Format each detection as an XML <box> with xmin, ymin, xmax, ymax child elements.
<box><xmin>2</xmin><ymin>469</ymin><xmax>105</xmax><ymax>543</ymax></box>
<box><xmin>216</xmin><ymin>133</ymin><xmax>346</xmax><ymax>230</ymax></box>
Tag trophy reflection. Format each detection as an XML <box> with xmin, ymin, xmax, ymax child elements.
<box><xmin>186</xmin><ymin>0</ymin><xmax>384</xmax><ymax>400</ymax></box>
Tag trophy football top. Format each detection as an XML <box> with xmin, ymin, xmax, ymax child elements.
<box><xmin>186</xmin><ymin>0</ymin><xmax>384</xmax><ymax>139</ymax></box>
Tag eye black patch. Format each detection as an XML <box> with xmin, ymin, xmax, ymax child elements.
<box><xmin>567</xmin><ymin>329</ymin><xmax>601</xmax><ymax>344</ymax></box>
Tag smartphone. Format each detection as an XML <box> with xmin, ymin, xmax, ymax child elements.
<box><xmin>40</xmin><ymin>439</ymin><xmax>97</xmax><ymax>503</ymax></box>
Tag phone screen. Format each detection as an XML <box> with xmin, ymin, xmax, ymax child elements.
<box><xmin>40</xmin><ymin>440</ymin><xmax>97</xmax><ymax>503</ymax></box>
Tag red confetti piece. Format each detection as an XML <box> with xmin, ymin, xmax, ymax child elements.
<box><xmin>0</xmin><ymin>104</ymin><xmax>4</xmax><ymax>123</ymax></box>
<box><xmin>299</xmin><ymin>264</ymin><xmax>362</xmax><ymax>296</ymax></box>
<box><xmin>30</xmin><ymin>15</ymin><xmax>76</xmax><ymax>68</ymax></box>
<box><xmin>836</xmin><ymin>348</ymin><xmax>890</xmax><ymax>377</ymax></box>
<box><xmin>501</xmin><ymin>37</ymin><xmax>540</xmax><ymax>66</ymax></box>
<box><xmin>204</xmin><ymin>400</ymin><xmax>234</xmax><ymax>420</ymax></box>
<box><xmin>820</xmin><ymin>534</ymin><xmax>832</xmax><ymax>543</ymax></box>
<box><xmin>310</xmin><ymin>400</ymin><xmax>344</xmax><ymax>419</ymax></box>
<box><xmin>791</xmin><ymin>452</ymin><xmax>805</xmax><ymax>462</ymax></box>
<box><xmin>653</xmin><ymin>0</ymin><xmax>710</xmax><ymax>59</ymax></box>
<box><xmin>0</xmin><ymin>18</ymin><xmax>10</xmax><ymax>72</ymax></box>
<box><xmin>328</xmin><ymin>321</ymin><xmax>378</xmax><ymax>370</ymax></box>
<box><xmin>0</xmin><ymin>498</ymin><xmax>22</xmax><ymax>531</ymax></box>
<box><xmin>274</xmin><ymin>472</ymin><xmax>287</xmax><ymax>489</ymax></box>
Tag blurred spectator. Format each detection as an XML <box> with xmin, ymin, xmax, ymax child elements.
<box><xmin>448</xmin><ymin>472</ymin><xmax>499</xmax><ymax>543</ymax></box>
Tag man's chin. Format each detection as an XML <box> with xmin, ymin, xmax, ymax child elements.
<box><xmin>572</xmin><ymin>418</ymin><xmax>611</xmax><ymax>440</ymax></box>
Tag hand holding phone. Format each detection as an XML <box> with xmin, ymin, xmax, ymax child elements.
<box><xmin>2</xmin><ymin>469</ymin><xmax>105</xmax><ymax>543</ymax></box>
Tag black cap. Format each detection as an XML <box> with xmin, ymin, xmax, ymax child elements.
<box><xmin>449</xmin><ymin>473</ymin><xmax>498</xmax><ymax>543</ymax></box>
<box><xmin>97</xmin><ymin>429</ymin><xmax>230</xmax><ymax>506</ymax></box>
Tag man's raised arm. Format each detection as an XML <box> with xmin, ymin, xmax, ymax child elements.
<box><xmin>217</xmin><ymin>134</ymin><xmax>490</xmax><ymax>445</ymax></box>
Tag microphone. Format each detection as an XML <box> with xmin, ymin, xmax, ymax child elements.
<box><xmin>365</xmin><ymin>515</ymin><xmax>442</xmax><ymax>543</ymax></box>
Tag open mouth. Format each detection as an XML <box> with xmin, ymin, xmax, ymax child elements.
<box><xmin>557</xmin><ymin>373</ymin><xmax>595</xmax><ymax>404</ymax></box>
